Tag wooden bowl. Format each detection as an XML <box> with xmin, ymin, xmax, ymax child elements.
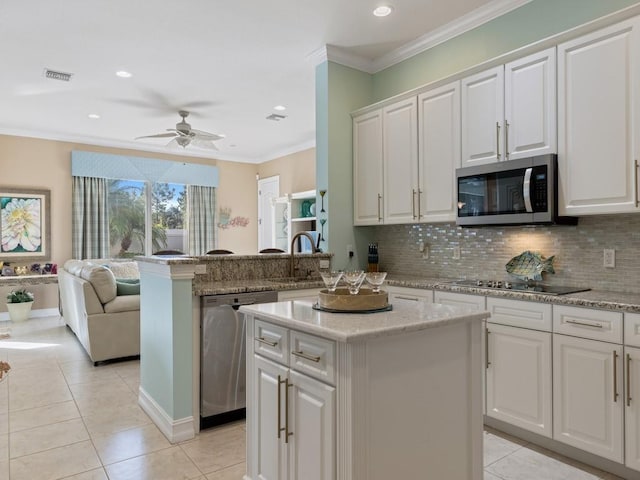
<box><xmin>317</xmin><ymin>288</ymin><xmax>388</xmax><ymax>312</ymax></box>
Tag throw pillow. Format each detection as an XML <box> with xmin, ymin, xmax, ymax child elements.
<box><xmin>116</xmin><ymin>278</ymin><xmax>140</xmax><ymax>296</ymax></box>
<box><xmin>108</xmin><ymin>261</ymin><xmax>139</xmax><ymax>280</ymax></box>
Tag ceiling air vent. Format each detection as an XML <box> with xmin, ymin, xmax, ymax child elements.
<box><xmin>43</xmin><ymin>68</ymin><xmax>73</xmax><ymax>82</ymax></box>
<box><xmin>266</xmin><ymin>113</ymin><xmax>287</xmax><ymax>121</ymax></box>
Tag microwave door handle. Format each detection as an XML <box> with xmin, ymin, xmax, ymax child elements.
<box><xmin>523</xmin><ymin>168</ymin><xmax>533</xmax><ymax>213</ymax></box>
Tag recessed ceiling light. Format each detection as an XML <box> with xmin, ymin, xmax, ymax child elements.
<box><xmin>373</xmin><ymin>5</ymin><xmax>393</xmax><ymax>17</ymax></box>
<box><xmin>88</xmin><ymin>113</ymin><xmax>101</xmax><ymax>119</ymax></box>
<box><xmin>115</xmin><ymin>70</ymin><xmax>132</xmax><ymax>78</ymax></box>
<box><xmin>274</xmin><ymin>105</ymin><xmax>286</xmax><ymax>111</ymax></box>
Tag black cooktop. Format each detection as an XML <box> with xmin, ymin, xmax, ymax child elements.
<box><xmin>450</xmin><ymin>279</ymin><xmax>590</xmax><ymax>296</ymax></box>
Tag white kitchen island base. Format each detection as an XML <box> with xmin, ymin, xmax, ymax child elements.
<box><xmin>242</xmin><ymin>299</ymin><xmax>487</xmax><ymax>480</ymax></box>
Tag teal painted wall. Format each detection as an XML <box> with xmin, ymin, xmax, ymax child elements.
<box><xmin>316</xmin><ymin>61</ymin><xmax>374</xmax><ymax>268</ymax></box>
<box><xmin>372</xmin><ymin>0</ymin><xmax>640</xmax><ymax>101</ymax></box>
<box><xmin>140</xmin><ymin>270</ymin><xmax>194</xmax><ymax>420</ymax></box>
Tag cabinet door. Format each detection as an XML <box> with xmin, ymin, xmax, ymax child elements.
<box><xmin>553</xmin><ymin>334</ymin><xmax>624</xmax><ymax>462</ymax></box>
<box><xmin>383</xmin><ymin>97</ymin><xmax>418</xmax><ymax>224</ymax></box>
<box><xmin>288</xmin><ymin>370</ymin><xmax>335</xmax><ymax>480</ymax></box>
<box><xmin>418</xmin><ymin>81</ymin><xmax>461</xmax><ymax>222</ymax></box>
<box><xmin>626</xmin><ymin>346</ymin><xmax>640</xmax><ymax>472</ymax></box>
<box><xmin>486</xmin><ymin>324</ymin><xmax>552</xmax><ymax>437</ymax></box>
<box><xmin>461</xmin><ymin>66</ymin><xmax>504</xmax><ymax>166</ymax></box>
<box><xmin>353</xmin><ymin>110</ymin><xmax>384</xmax><ymax>225</ymax></box>
<box><xmin>558</xmin><ymin>17</ymin><xmax>640</xmax><ymax>215</ymax></box>
<box><xmin>252</xmin><ymin>355</ymin><xmax>289</xmax><ymax>480</ymax></box>
<box><xmin>504</xmin><ymin>47</ymin><xmax>557</xmax><ymax>160</ymax></box>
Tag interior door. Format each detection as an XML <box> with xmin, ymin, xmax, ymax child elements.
<box><xmin>258</xmin><ymin>176</ymin><xmax>280</xmax><ymax>251</ymax></box>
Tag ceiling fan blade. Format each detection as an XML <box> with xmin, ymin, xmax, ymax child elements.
<box><xmin>191</xmin><ymin>129</ymin><xmax>223</xmax><ymax>141</ymax></box>
<box><xmin>135</xmin><ymin>132</ymin><xmax>178</xmax><ymax>140</ymax></box>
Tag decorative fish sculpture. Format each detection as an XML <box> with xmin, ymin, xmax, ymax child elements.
<box><xmin>505</xmin><ymin>251</ymin><xmax>555</xmax><ymax>281</ymax></box>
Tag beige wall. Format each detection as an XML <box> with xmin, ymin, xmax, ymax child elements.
<box><xmin>258</xmin><ymin>148</ymin><xmax>315</xmax><ymax>196</ymax></box>
<box><xmin>0</xmin><ymin>134</ymin><xmax>260</xmax><ymax>263</ymax></box>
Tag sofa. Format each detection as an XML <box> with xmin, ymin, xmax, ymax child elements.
<box><xmin>59</xmin><ymin>259</ymin><xmax>140</xmax><ymax>364</ymax></box>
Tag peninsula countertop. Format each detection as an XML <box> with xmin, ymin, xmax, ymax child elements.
<box><xmin>239</xmin><ymin>299</ymin><xmax>489</xmax><ymax>343</ymax></box>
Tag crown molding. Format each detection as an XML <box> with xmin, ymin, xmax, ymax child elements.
<box><xmin>372</xmin><ymin>0</ymin><xmax>533</xmax><ymax>72</ymax></box>
<box><xmin>310</xmin><ymin>0</ymin><xmax>533</xmax><ymax>74</ymax></box>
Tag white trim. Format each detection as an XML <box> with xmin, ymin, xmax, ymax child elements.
<box><xmin>372</xmin><ymin>0</ymin><xmax>534</xmax><ymax>72</ymax></box>
<box><xmin>256</xmin><ymin>139</ymin><xmax>316</xmax><ymax>163</ymax></box>
<box><xmin>137</xmin><ymin>261</ymin><xmax>196</xmax><ymax>280</ymax></box>
<box><xmin>138</xmin><ymin>386</ymin><xmax>195</xmax><ymax>443</ymax></box>
<box><xmin>0</xmin><ymin>308</ymin><xmax>59</xmax><ymax>322</ymax></box>
<box><xmin>313</xmin><ymin>0</ymin><xmax>533</xmax><ymax>74</ymax></box>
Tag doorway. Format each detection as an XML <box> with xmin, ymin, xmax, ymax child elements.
<box><xmin>257</xmin><ymin>176</ymin><xmax>280</xmax><ymax>251</ymax></box>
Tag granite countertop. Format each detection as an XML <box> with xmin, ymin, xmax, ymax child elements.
<box><xmin>240</xmin><ymin>299</ymin><xmax>489</xmax><ymax>343</ymax></box>
<box><xmin>196</xmin><ymin>278</ymin><xmax>324</xmax><ymax>296</ymax></box>
<box><xmin>0</xmin><ymin>274</ymin><xmax>58</xmax><ymax>285</ymax></box>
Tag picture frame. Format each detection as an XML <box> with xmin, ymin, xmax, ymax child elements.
<box><xmin>0</xmin><ymin>187</ymin><xmax>51</xmax><ymax>262</ymax></box>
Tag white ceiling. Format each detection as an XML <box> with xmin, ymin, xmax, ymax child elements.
<box><xmin>0</xmin><ymin>0</ymin><xmax>529</xmax><ymax>163</ymax></box>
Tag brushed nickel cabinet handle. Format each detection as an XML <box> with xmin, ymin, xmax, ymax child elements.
<box><xmin>565</xmin><ymin>319</ymin><xmax>603</xmax><ymax>329</ymax></box>
<box><xmin>256</xmin><ymin>337</ymin><xmax>278</xmax><ymax>347</ymax></box>
<box><xmin>284</xmin><ymin>378</ymin><xmax>293</xmax><ymax>443</ymax></box>
<box><xmin>412</xmin><ymin>189</ymin><xmax>417</xmax><ymax>219</ymax></box>
<box><xmin>417</xmin><ymin>189</ymin><xmax>423</xmax><ymax>219</ymax></box>
<box><xmin>377</xmin><ymin>193</ymin><xmax>382</xmax><ymax>221</ymax></box>
<box><xmin>486</xmin><ymin>326</ymin><xmax>491</xmax><ymax>369</ymax></box>
<box><xmin>505</xmin><ymin>121</ymin><xmax>510</xmax><ymax>159</ymax></box>
<box><xmin>628</xmin><ymin>353</ymin><xmax>633</xmax><ymax>407</ymax></box>
<box><xmin>292</xmin><ymin>350</ymin><xmax>321</xmax><ymax>363</ymax></box>
<box><xmin>277</xmin><ymin>375</ymin><xmax>284</xmax><ymax>439</ymax></box>
<box><xmin>496</xmin><ymin>122</ymin><xmax>501</xmax><ymax>160</ymax></box>
<box><xmin>614</xmin><ymin>350</ymin><xmax>619</xmax><ymax>402</ymax></box>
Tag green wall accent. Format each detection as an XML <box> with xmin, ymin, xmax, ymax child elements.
<box><xmin>140</xmin><ymin>270</ymin><xmax>194</xmax><ymax>420</ymax></box>
<box><xmin>373</xmin><ymin>0</ymin><xmax>640</xmax><ymax>101</ymax></box>
<box><xmin>316</xmin><ymin>61</ymin><xmax>374</xmax><ymax>268</ymax></box>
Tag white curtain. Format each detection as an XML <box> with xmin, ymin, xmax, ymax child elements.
<box><xmin>188</xmin><ymin>185</ymin><xmax>217</xmax><ymax>255</ymax></box>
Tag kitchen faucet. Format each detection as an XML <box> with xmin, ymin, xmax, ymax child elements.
<box><xmin>290</xmin><ymin>232</ymin><xmax>318</xmax><ymax>277</ymax></box>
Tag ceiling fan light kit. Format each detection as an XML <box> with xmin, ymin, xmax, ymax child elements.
<box><xmin>135</xmin><ymin>110</ymin><xmax>222</xmax><ymax>150</ymax></box>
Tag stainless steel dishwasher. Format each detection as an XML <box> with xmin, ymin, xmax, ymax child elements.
<box><xmin>200</xmin><ymin>290</ymin><xmax>278</xmax><ymax>429</ymax></box>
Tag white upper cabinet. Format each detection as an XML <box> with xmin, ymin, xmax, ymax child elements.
<box><xmin>461</xmin><ymin>48</ymin><xmax>557</xmax><ymax>167</ymax></box>
<box><xmin>417</xmin><ymin>81</ymin><xmax>461</xmax><ymax>222</ymax></box>
<box><xmin>461</xmin><ymin>66</ymin><xmax>504</xmax><ymax>166</ymax></box>
<box><xmin>383</xmin><ymin>97</ymin><xmax>418</xmax><ymax>224</ymax></box>
<box><xmin>353</xmin><ymin>110</ymin><xmax>384</xmax><ymax>225</ymax></box>
<box><xmin>558</xmin><ymin>17</ymin><xmax>640</xmax><ymax>215</ymax></box>
<box><xmin>505</xmin><ymin>48</ymin><xmax>557</xmax><ymax>160</ymax></box>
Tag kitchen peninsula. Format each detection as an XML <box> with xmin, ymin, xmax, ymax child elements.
<box><xmin>241</xmin><ymin>299</ymin><xmax>489</xmax><ymax>480</ymax></box>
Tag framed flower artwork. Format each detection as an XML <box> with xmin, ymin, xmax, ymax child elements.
<box><xmin>0</xmin><ymin>188</ymin><xmax>51</xmax><ymax>261</ymax></box>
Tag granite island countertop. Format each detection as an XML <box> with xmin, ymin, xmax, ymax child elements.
<box><xmin>240</xmin><ymin>299</ymin><xmax>489</xmax><ymax>343</ymax></box>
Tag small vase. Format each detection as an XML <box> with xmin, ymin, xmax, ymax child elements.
<box><xmin>7</xmin><ymin>301</ymin><xmax>33</xmax><ymax>322</ymax></box>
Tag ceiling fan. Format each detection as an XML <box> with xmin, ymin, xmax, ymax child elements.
<box><xmin>135</xmin><ymin>110</ymin><xmax>223</xmax><ymax>149</ymax></box>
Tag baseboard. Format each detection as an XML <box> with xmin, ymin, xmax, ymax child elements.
<box><xmin>138</xmin><ymin>386</ymin><xmax>195</xmax><ymax>443</ymax></box>
<box><xmin>0</xmin><ymin>308</ymin><xmax>60</xmax><ymax>322</ymax></box>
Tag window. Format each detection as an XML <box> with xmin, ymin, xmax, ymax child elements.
<box><xmin>108</xmin><ymin>180</ymin><xmax>186</xmax><ymax>258</ymax></box>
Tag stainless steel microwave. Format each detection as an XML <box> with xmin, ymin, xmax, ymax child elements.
<box><xmin>456</xmin><ymin>155</ymin><xmax>577</xmax><ymax>226</ymax></box>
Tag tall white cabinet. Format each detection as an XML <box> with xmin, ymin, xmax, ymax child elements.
<box><xmin>461</xmin><ymin>48</ymin><xmax>556</xmax><ymax>167</ymax></box>
<box><xmin>353</xmin><ymin>110</ymin><xmax>384</xmax><ymax>225</ymax></box>
<box><xmin>417</xmin><ymin>81</ymin><xmax>461</xmax><ymax>222</ymax></box>
<box><xmin>558</xmin><ymin>17</ymin><xmax>640</xmax><ymax>215</ymax></box>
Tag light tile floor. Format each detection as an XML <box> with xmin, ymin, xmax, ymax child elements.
<box><xmin>0</xmin><ymin>316</ymin><xmax>629</xmax><ymax>479</ymax></box>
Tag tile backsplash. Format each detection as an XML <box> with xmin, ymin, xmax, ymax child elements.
<box><xmin>373</xmin><ymin>214</ymin><xmax>640</xmax><ymax>294</ymax></box>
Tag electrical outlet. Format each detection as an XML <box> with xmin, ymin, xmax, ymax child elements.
<box><xmin>422</xmin><ymin>245</ymin><xmax>430</xmax><ymax>260</ymax></box>
<box><xmin>347</xmin><ymin>244</ymin><xmax>354</xmax><ymax>258</ymax></box>
<box><xmin>418</xmin><ymin>241</ymin><xmax>425</xmax><ymax>252</ymax></box>
<box><xmin>604</xmin><ymin>249</ymin><xmax>616</xmax><ymax>268</ymax></box>
<box><xmin>319</xmin><ymin>259</ymin><xmax>330</xmax><ymax>269</ymax></box>
<box><xmin>453</xmin><ymin>246</ymin><xmax>461</xmax><ymax>260</ymax></box>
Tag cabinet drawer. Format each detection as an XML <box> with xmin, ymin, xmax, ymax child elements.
<box><xmin>487</xmin><ymin>297</ymin><xmax>552</xmax><ymax>332</ymax></box>
<box><xmin>553</xmin><ymin>305</ymin><xmax>622</xmax><ymax>344</ymax></box>
<box><xmin>387</xmin><ymin>286</ymin><xmax>433</xmax><ymax>303</ymax></box>
<box><xmin>624</xmin><ymin>313</ymin><xmax>640</xmax><ymax>347</ymax></box>
<box><xmin>290</xmin><ymin>330</ymin><xmax>336</xmax><ymax>386</ymax></box>
<box><xmin>254</xmin><ymin>320</ymin><xmax>289</xmax><ymax>365</ymax></box>
<box><xmin>434</xmin><ymin>291</ymin><xmax>485</xmax><ymax>310</ymax></box>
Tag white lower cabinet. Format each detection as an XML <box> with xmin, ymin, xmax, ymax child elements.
<box><xmin>486</xmin><ymin>323</ymin><xmax>552</xmax><ymax>437</ymax></box>
<box><xmin>251</xmin><ymin>336</ymin><xmax>335</xmax><ymax>480</ymax></box>
<box><xmin>387</xmin><ymin>285</ymin><xmax>433</xmax><ymax>303</ymax></box>
<box><xmin>553</xmin><ymin>334</ymin><xmax>624</xmax><ymax>463</ymax></box>
<box><xmin>278</xmin><ymin>288</ymin><xmax>322</xmax><ymax>302</ymax></box>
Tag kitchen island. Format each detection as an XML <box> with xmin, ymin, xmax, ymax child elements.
<box><xmin>241</xmin><ymin>299</ymin><xmax>490</xmax><ymax>480</ymax></box>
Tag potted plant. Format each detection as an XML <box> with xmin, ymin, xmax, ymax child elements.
<box><xmin>6</xmin><ymin>288</ymin><xmax>34</xmax><ymax>322</ymax></box>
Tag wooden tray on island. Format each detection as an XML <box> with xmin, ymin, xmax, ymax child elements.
<box><xmin>315</xmin><ymin>288</ymin><xmax>390</xmax><ymax>313</ymax></box>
